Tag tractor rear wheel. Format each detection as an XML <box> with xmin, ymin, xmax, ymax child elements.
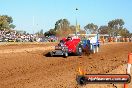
<box><xmin>76</xmin><ymin>45</ymin><xmax>82</xmax><ymax>56</ymax></box>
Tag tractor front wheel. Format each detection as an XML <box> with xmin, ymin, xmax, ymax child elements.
<box><xmin>64</xmin><ymin>52</ymin><xmax>68</xmax><ymax>58</ymax></box>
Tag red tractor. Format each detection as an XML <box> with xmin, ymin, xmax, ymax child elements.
<box><xmin>50</xmin><ymin>36</ymin><xmax>83</xmax><ymax>57</ymax></box>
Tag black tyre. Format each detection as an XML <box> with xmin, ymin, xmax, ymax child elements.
<box><xmin>76</xmin><ymin>45</ymin><xmax>83</xmax><ymax>56</ymax></box>
<box><xmin>64</xmin><ymin>52</ymin><xmax>68</xmax><ymax>58</ymax></box>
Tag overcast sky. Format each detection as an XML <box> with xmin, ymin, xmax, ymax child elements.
<box><xmin>0</xmin><ymin>0</ymin><xmax>132</xmax><ymax>33</ymax></box>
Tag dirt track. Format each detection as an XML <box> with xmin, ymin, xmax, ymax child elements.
<box><xmin>0</xmin><ymin>42</ymin><xmax>132</xmax><ymax>88</ymax></box>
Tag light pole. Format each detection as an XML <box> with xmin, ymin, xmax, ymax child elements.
<box><xmin>75</xmin><ymin>8</ymin><xmax>78</xmax><ymax>37</ymax></box>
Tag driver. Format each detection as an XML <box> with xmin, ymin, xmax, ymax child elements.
<box><xmin>58</xmin><ymin>40</ymin><xmax>64</xmax><ymax>46</ymax></box>
<box><xmin>67</xmin><ymin>36</ymin><xmax>72</xmax><ymax>41</ymax></box>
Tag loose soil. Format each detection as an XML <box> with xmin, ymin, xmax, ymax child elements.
<box><xmin>0</xmin><ymin>42</ymin><xmax>132</xmax><ymax>88</ymax></box>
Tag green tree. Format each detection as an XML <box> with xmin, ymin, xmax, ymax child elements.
<box><xmin>9</xmin><ymin>24</ymin><xmax>16</xmax><ymax>29</ymax></box>
<box><xmin>45</xmin><ymin>18</ymin><xmax>70</xmax><ymax>37</ymax></box>
<box><xmin>84</xmin><ymin>23</ymin><xmax>98</xmax><ymax>34</ymax></box>
<box><xmin>0</xmin><ymin>16</ymin><xmax>9</xmax><ymax>30</ymax></box>
<box><xmin>44</xmin><ymin>29</ymin><xmax>56</xmax><ymax>37</ymax></box>
<box><xmin>108</xmin><ymin>19</ymin><xmax>124</xmax><ymax>36</ymax></box>
<box><xmin>0</xmin><ymin>15</ymin><xmax>15</xmax><ymax>30</ymax></box>
<box><xmin>49</xmin><ymin>29</ymin><xmax>56</xmax><ymax>35</ymax></box>
<box><xmin>55</xmin><ymin>19</ymin><xmax>62</xmax><ymax>31</ymax></box>
<box><xmin>118</xmin><ymin>28</ymin><xmax>130</xmax><ymax>37</ymax></box>
<box><xmin>55</xmin><ymin>19</ymin><xmax>70</xmax><ymax>31</ymax></box>
<box><xmin>98</xmin><ymin>26</ymin><xmax>109</xmax><ymax>34</ymax></box>
<box><xmin>2</xmin><ymin>15</ymin><xmax>13</xmax><ymax>24</ymax></box>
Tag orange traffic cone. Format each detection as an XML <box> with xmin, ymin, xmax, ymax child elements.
<box><xmin>124</xmin><ymin>53</ymin><xmax>132</xmax><ymax>88</ymax></box>
<box><xmin>124</xmin><ymin>84</ymin><xmax>128</xmax><ymax>88</ymax></box>
<box><xmin>78</xmin><ymin>67</ymin><xmax>86</xmax><ymax>75</ymax></box>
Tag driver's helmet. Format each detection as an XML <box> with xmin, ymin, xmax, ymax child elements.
<box><xmin>67</xmin><ymin>36</ymin><xmax>72</xmax><ymax>40</ymax></box>
<box><xmin>60</xmin><ymin>40</ymin><xmax>64</xmax><ymax>43</ymax></box>
<box><xmin>58</xmin><ymin>40</ymin><xmax>64</xmax><ymax>46</ymax></box>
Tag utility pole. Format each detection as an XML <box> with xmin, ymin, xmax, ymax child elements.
<box><xmin>75</xmin><ymin>8</ymin><xmax>78</xmax><ymax>37</ymax></box>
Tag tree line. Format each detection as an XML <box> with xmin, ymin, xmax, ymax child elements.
<box><xmin>45</xmin><ymin>18</ymin><xmax>132</xmax><ymax>38</ymax></box>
